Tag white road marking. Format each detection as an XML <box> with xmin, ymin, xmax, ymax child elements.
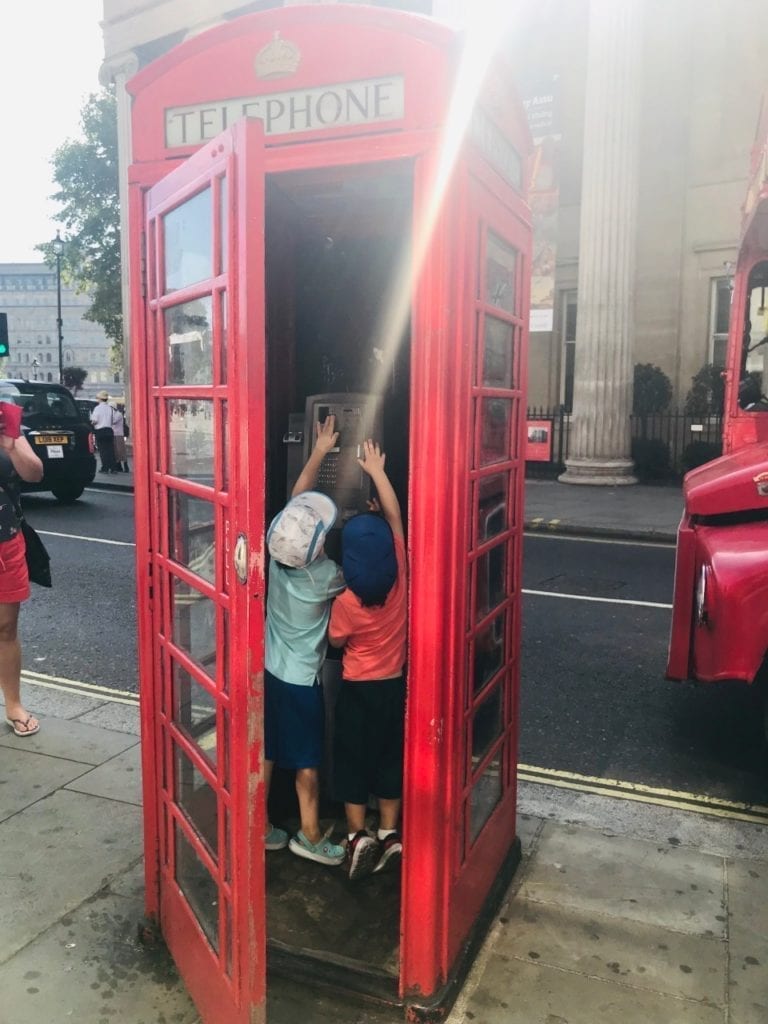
<box><xmin>524</xmin><ymin>530</ymin><xmax>674</xmax><ymax>550</ymax></box>
<box><xmin>522</xmin><ymin>588</ymin><xmax>672</xmax><ymax>610</ymax></box>
<box><xmin>84</xmin><ymin>487</ymin><xmax>135</xmax><ymax>497</ymax></box>
<box><xmin>36</xmin><ymin>529</ymin><xmax>135</xmax><ymax>548</ymax></box>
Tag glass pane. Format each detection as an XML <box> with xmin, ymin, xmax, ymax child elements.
<box><xmin>472</xmin><ymin>683</ymin><xmax>503</xmax><ymax>762</ymax></box>
<box><xmin>483</xmin><ymin>316</ymin><xmax>514</xmax><ymax>389</ymax></box>
<box><xmin>168</xmin><ymin>399</ymin><xmax>215</xmax><ymax>485</ymax></box>
<box><xmin>221</xmin><ymin>401</ymin><xmax>229</xmax><ymax>492</ymax></box>
<box><xmin>164</xmin><ymin>187</ymin><xmax>212</xmax><ymax>293</ymax></box>
<box><xmin>175</xmin><ymin>744</ymin><xmax>218</xmax><ymax>854</ymax></box>
<box><xmin>175</xmin><ymin>822</ymin><xmax>219</xmax><ymax>952</ymax></box>
<box><xmin>476</xmin><ymin>472</ymin><xmax>508</xmax><ymax>545</ymax></box>
<box><xmin>479</xmin><ymin>398</ymin><xmax>512</xmax><ymax>467</ymax></box>
<box><xmin>221</xmin><ymin>610</ymin><xmax>230</xmax><ymax>695</ymax></box>
<box><xmin>172</xmin><ymin>577</ymin><xmax>217</xmax><ymax>676</ymax></box>
<box><xmin>485</xmin><ymin>232</ymin><xmax>517</xmax><ymax>313</ymax></box>
<box><xmin>476</xmin><ymin>541</ymin><xmax>507</xmax><ymax>621</ymax></box>
<box><xmin>473</xmin><ymin>611</ymin><xmax>505</xmax><ymax>695</ymax></box>
<box><xmin>172</xmin><ymin>662</ymin><xmax>217</xmax><ymax>767</ymax></box>
<box><xmin>469</xmin><ymin>754</ymin><xmax>502</xmax><ymax>843</ymax></box>
<box><xmin>168</xmin><ymin>490</ymin><xmax>216</xmax><ymax>584</ymax></box>
<box><xmin>166</xmin><ymin>296</ymin><xmax>213</xmax><ymax>385</ymax></box>
<box><xmin>714</xmin><ymin>278</ymin><xmax>731</xmax><ymax>336</ymax></box>
<box><xmin>219</xmin><ymin>177</ymin><xmax>228</xmax><ymax>275</ymax></box>
<box><xmin>219</xmin><ymin>291</ymin><xmax>228</xmax><ymax>384</ymax></box>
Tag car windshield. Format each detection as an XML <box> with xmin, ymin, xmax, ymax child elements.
<box><xmin>0</xmin><ymin>384</ymin><xmax>81</xmax><ymax>423</ymax></box>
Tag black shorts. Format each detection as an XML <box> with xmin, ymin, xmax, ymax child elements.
<box><xmin>332</xmin><ymin>676</ymin><xmax>405</xmax><ymax>805</ymax></box>
<box><xmin>264</xmin><ymin>669</ymin><xmax>324</xmax><ymax>770</ymax></box>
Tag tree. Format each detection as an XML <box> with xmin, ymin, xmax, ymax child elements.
<box><xmin>61</xmin><ymin>366</ymin><xmax>88</xmax><ymax>394</ymax></box>
<box><xmin>632</xmin><ymin>363</ymin><xmax>672</xmax><ymax>418</ymax></box>
<box><xmin>36</xmin><ymin>89</ymin><xmax>122</xmax><ymax>368</ymax></box>
<box><xmin>684</xmin><ymin>363</ymin><xmax>725</xmax><ymax>416</ymax></box>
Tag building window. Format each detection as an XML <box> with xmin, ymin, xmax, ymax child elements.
<box><xmin>710</xmin><ymin>277</ymin><xmax>732</xmax><ymax>369</ymax></box>
<box><xmin>45</xmin><ymin>353</ymin><xmax>52</xmax><ymax>363</ymax></box>
<box><xmin>47</xmin><ymin>372</ymin><xmax>53</xmax><ymax>382</ymax></box>
<box><xmin>560</xmin><ymin>290</ymin><xmax>577</xmax><ymax>412</ymax></box>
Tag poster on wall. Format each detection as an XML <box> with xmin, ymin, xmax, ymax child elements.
<box><xmin>525</xmin><ymin>419</ymin><xmax>553</xmax><ymax>462</ymax></box>
<box><xmin>523</xmin><ymin>78</ymin><xmax>561</xmax><ymax>334</ymax></box>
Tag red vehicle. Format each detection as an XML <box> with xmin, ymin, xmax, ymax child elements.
<box><xmin>667</xmin><ymin>97</ymin><xmax>768</xmax><ymax>698</ymax></box>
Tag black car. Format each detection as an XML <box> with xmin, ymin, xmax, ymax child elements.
<box><xmin>0</xmin><ymin>380</ymin><xmax>97</xmax><ymax>502</ymax></box>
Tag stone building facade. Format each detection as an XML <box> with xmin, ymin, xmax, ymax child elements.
<box><xmin>99</xmin><ymin>0</ymin><xmax>768</xmax><ymax>472</ymax></box>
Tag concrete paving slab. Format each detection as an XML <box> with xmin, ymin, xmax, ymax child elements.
<box><xmin>0</xmin><ymin>889</ymin><xmax>198</xmax><ymax>1024</ymax></box>
<box><xmin>456</xmin><ymin>953</ymin><xmax>724</xmax><ymax>1024</ymax></box>
<box><xmin>0</xmin><ymin>746</ymin><xmax>92</xmax><ymax>824</ymax></box>
<box><xmin>4</xmin><ymin>685</ymin><xmax>104</xmax><ymax>720</ymax></box>
<box><xmin>108</xmin><ymin>859</ymin><xmax>146</xmax><ymax>901</ymax></box>
<box><xmin>492</xmin><ymin>898</ymin><xmax>725</xmax><ymax>1004</ymax></box>
<box><xmin>0</xmin><ymin>714</ymin><xmax>138</xmax><ymax>764</ymax></box>
<box><xmin>726</xmin><ymin>860</ymin><xmax>768</xmax><ymax>1024</ymax></box>
<box><xmin>0</xmin><ymin>790</ymin><xmax>141</xmax><ymax>961</ymax></box>
<box><xmin>76</xmin><ymin>700</ymin><xmax>141</xmax><ymax>735</ymax></box>
<box><xmin>521</xmin><ymin>781</ymin><xmax>768</xmax><ymax>862</ymax></box>
<box><xmin>521</xmin><ymin>823</ymin><xmax>726</xmax><ymax>937</ymax></box>
<box><xmin>64</xmin><ymin>743</ymin><xmax>142</xmax><ymax>805</ymax></box>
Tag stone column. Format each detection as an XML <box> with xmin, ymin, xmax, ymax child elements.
<box><xmin>559</xmin><ymin>0</ymin><xmax>642</xmax><ymax>485</ymax></box>
<box><xmin>100</xmin><ymin>52</ymin><xmax>139</xmax><ymax>417</ymax></box>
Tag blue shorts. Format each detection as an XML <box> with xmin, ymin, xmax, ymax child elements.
<box><xmin>264</xmin><ymin>669</ymin><xmax>324</xmax><ymax>770</ymax></box>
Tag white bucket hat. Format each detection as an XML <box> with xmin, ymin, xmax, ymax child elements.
<box><xmin>267</xmin><ymin>491</ymin><xmax>338</xmax><ymax>568</ymax></box>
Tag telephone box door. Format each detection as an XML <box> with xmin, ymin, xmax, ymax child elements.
<box><xmin>139</xmin><ymin>119</ymin><xmax>267</xmax><ymax>1024</ymax></box>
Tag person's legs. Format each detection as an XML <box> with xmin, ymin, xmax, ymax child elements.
<box><xmin>0</xmin><ymin>601</ymin><xmax>37</xmax><ymax>734</ymax></box>
<box><xmin>377</xmin><ymin>797</ymin><xmax>401</xmax><ymax>832</ymax></box>
<box><xmin>295</xmin><ymin>766</ymin><xmax>321</xmax><ymax>843</ymax></box>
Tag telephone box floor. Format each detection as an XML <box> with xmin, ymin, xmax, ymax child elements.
<box><xmin>266</xmin><ymin>827</ymin><xmax>400</xmax><ymax>976</ymax></box>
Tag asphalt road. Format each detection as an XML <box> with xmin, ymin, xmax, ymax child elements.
<box><xmin>521</xmin><ymin>534</ymin><xmax>767</xmax><ymax>807</ymax></box>
<box><xmin>18</xmin><ymin>493</ymin><xmax>767</xmax><ymax>806</ymax></box>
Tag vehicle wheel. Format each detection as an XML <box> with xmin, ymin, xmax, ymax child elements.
<box><xmin>51</xmin><ymin>484</ymin><xmax>85</xmax><ymax>504</ymax></box>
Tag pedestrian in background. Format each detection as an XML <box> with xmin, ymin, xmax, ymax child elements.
<box><xmin>0</xmin><ymin>401</ymin><xmax>44</xmax><ymax>736</ymax></box>
<box><xmin>111</xmin><ymin>402</ymin><xmax>129</xmax><ymax>473</ymax></box>
<box><xmin>90</xmin><ymin>391</ymin><xmax>118</xmax><ymax>473</ymax></box>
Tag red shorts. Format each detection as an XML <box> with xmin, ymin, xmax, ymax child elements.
<box><xmin>0</xmin><ymin>532</ymin><xmax>30</xmax><ymax>603</ymax></box>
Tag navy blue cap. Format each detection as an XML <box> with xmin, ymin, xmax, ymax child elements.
<box><xmin>342</xmin><ymin>514</ymin><xmax>397</xmax><ymax>605</ymax></box>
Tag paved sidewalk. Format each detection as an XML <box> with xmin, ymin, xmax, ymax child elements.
<box><xmin>2</xmin><ymin>683</ymin><xmax>766</xmax><ymax>1024</ymax></box>
<box><xmin>524</xmin><ymin>478</ymin><xmax>683</xmax><ymax>543</ymax></box>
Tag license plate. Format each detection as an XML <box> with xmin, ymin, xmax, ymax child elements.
<box><xmin>46</xmin><ymin>445</ymin><xmax>64</xmax><ymax>459</ymax></box>
<box><xmin>35</xmin><ymin>435</ymin><xmax>69</xmax><ymax>445</ymax></box>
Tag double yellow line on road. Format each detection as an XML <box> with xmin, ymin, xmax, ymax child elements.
<box><xmin>22</xmin><ymin>670</ymin><xmax>767</xmax><ymax>826</ymax></box>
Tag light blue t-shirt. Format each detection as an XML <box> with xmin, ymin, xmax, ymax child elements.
<box><xmin>265</xmin><ymin>553</ymin><xmax>346</xmax><ymax>685</ymax></box>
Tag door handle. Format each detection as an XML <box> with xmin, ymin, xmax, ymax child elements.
<box><xmin>234</xmin><ymin>532</ymin><xmax>248</xmax><ymax>585</ymax></box>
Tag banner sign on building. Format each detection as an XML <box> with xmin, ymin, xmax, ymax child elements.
<box><xmin>523</xmin><ymin>78</ymin><xmax>560</xmax><ymax>334</ymax></box>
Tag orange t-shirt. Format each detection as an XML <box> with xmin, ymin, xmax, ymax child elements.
<box><xmin>329</xmin><ymin>534</ymin><xmax>407</xmax><ymax>681</ymax></box>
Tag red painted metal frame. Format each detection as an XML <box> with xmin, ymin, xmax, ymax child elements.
<box><xmin>127</xmin><ymin>7</ymin><xmax>531</xmax><ymax>1019</ymax></box>
<box><xmin>132</xmin><ymin>121</ymin><xmax>268</xmax><ymax>1024</ymax></box>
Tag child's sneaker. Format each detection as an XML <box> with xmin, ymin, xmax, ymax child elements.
<box><xmin>289</xmin><ymin>830</ymin><xmax>345</xmax><ymax>866</ymax></box>
<box><xmin>265</xmin><ymin>825</ymin><xmax>289</xmax><ymax>851</ymax></box>
<box><xmin>346</xmin><ymin>831</ymin><xmax>380</xmax><ymax>881</ymax></box>
<box><xmin>373</xmin><ymin>832</ymin><xmax>402</xmax><ymax>874</ymax></box>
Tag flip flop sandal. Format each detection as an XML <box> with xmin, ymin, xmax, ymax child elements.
<box><xmin>5</xmin><ymin>715</ymin><xmax>40</xmax><ymax>737</ymax></box>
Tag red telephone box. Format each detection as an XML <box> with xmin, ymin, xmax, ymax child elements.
<box><xmin>126</xmin><ymin>7</ymin><xmax>531</xmax><ymax>1022</ymax></box>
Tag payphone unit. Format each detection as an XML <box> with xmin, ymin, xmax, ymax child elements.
<box><xmin>284</xmin><ymin>392</ymin><xmax>384</xmax><ymax>521</ymax></box>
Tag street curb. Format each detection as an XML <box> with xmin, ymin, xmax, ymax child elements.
<box><xmin>524</xmin><ymin>520</ymin><xmax>677</xmax><ymax>545</ymax></box>
<box><xmin>88</xmin><ymin>480</ymin><xmax>134</xmax><ymax>494</ymax></box>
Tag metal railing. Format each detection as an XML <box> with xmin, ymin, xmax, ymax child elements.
<box><xmin>525</xmin><ymin>407</ymin><xmax>723</xmax><ymax>479</ymax></box>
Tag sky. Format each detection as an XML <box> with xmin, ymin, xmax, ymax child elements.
<box><xmin>0</xmin><ymin>1</ymin><xmax>105</xmax><ymax>263</ymax></box>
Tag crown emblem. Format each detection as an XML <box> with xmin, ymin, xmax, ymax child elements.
<box><xmin>254</xmin><ymin>32</ymin><xmax>301</xmax><ymax>80</ymax></box>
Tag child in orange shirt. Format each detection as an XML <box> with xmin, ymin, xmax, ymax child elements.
<box><xmin>328</xmin><ymin>440</ymin><xmax>407</xmax><ymax>880</ymax></box>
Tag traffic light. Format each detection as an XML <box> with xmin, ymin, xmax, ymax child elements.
<box><xmin>0</xmin><ymin>313</ymin><xmax>8</xmax><ymax>358</ymax></box>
